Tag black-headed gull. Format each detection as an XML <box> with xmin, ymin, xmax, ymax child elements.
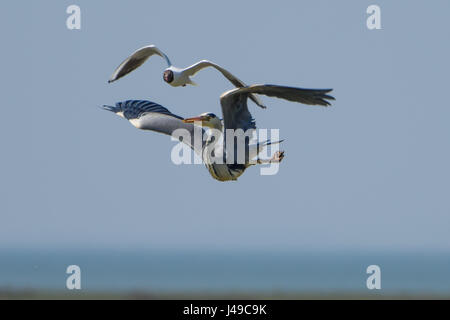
<box><xmin>108</xmin><ymin>45</ymin><xmax>266</xmax><ymax>108</ymax></box>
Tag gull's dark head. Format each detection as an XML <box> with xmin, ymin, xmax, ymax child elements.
<box><xmin>163</xmin><ymin>70</ymin><xmax>174</xmax><ymax>83</ymax></box>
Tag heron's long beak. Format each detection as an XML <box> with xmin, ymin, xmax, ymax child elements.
<box><xmin>182</xmin><ymin>116</ymin><xmax>205</xmax><ymax>123</ymax></box>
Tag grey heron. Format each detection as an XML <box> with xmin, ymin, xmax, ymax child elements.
<box><xmin>107</xmin><ymin>44</ymin><xmax>266</xmax><ymax>108</ymax></box>
<box><xmin>102</xmin><ymin>84</ymin><xmax>334</xmax><ymax>182</ymax></box>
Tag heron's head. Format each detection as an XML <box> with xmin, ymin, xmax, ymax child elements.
<box><xmin>183</xmin><ymin>112</ymin><xmax>221</xmax><ymax>129</ymax></box>
<box><xmin>163</xmin><ymin>70</ymin><xmax>174</xmax><ymax>83</ymax></box>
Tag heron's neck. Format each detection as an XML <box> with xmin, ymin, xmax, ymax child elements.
<box><xmin>204</xmin><ymin>122</ymin><xmax>223</xmax><ymax>146</ymax></box>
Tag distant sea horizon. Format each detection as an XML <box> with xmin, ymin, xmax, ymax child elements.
<box><xmin>0</xmin><ymin>248</ymin><xmax>449</xmax><ymax>294</ymax></box>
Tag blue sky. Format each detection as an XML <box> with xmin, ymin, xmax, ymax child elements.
<box><xmin>1</xmin><ymin>0</ymin><xmax>449</xmax><ymax>251</ymax></box>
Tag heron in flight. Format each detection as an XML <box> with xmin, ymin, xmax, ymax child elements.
<box><xmin>102</xmin><ymin>84</ymin><xmax>334</xmax><ymax>182</ymax></box>
<box><xmin>108</xmin><ymin>44</ymin><xmax>266</xmax><ymax>108</ymax></box>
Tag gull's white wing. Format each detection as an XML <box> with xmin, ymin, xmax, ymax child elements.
<box><xmin>102</xmin><ymin>100</ymin><xmax>205</xmax><ymax>155</ymax></box>
<box><xmin>108</xmin><ymin>45</ymin><xmax>172</xmax><ymax>83</ymax></box>
<box><xmin>183</xmin><ymin>60</ymin><xmax>267</xmax><ymax>109</ymax></box>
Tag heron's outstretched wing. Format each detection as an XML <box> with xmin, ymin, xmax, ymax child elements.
<box><xmin>183</xmin><ymin>60</ymin><xmax>266</xmax><ymax>109</ymax></box>
<box><xmin>108</xmin><ymin>45</ymin><xmax>172</xmax><ymax>83</ymax></box>
<box><xmin>102</xmin><ymin>100</ymin><xmax>204</xmax><ymax>154</ymax></box>
<box><xmin>220</xmin><ymin>84</ymin><xmax>334</xmax><ymax>130</ymax></box>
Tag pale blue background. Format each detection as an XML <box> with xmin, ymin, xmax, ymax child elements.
<box><xmin>1</xmin><ymin>0</ymin><xmax>449</xmax><ymax>255</ymax></box>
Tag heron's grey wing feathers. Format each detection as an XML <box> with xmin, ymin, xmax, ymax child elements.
<box><xmin>220</xmin><ymin>84</ymin><xmax>334</xmax><ymax>130</ymax></box>
<box><xmin>184</xmin><ymin>60</ymin><xmax>266</xmax><ymax>109</ymax></box>
<box><xmin>108</xmin><ymin>45</ymin><xmax>171</xmax><ymax>83</ymax></box>
<box><xmin>102</xmin><ymin>100</ymin><xmax>204</xmax><ymax>154</ymax></box>
<box><xmin>102</xmin><ymin>100</ymin><xmax>179</xmax><ymax>119</ymax></box>
<box><xmin>227</xmin><ymin>84</ymin><xmax>335</xmax><ymax>106</ymax></box>
<box><xmin>219</xmin><ymin>89</ymin><xmax>256</xmax><ymax>131</ymax></box>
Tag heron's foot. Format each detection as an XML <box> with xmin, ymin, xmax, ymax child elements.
<box><xmin>271</xmin><ymin>151</ymin><xmax>285</xmax><ymax>163</ymax></box>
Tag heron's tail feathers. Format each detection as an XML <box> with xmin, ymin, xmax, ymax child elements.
<box><xmin>101</xmin><ymin>104</ymin><xmax>127</xmax><ymax>119</ymax></box>
<box><xmin>102</xmin><ymin>105</ymin><xmax>120</xmax><ymax>113</ymax></box>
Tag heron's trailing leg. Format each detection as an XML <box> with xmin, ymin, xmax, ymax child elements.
<box><xmin>257</xmin><ymin>151</ymin><xmax>285</xmax><ymax>164</ymax></box>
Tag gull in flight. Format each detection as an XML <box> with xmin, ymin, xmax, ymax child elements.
<box><xmin>108</xmin><ymin>45</ymin><xmax>266</xmax><ymax>108</ymax></box>
<box><xmin>102</xmin><ymin>84</ymin><xmax>334</xmax><ymax>182</ymax></box>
